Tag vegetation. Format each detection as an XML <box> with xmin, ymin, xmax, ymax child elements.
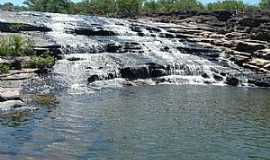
<box><xmin>0</xmin><ymin>64</ymin><xmax>10</xmax><ymax>74</ymax></box>
<box><xmin>0</xmin><ymin>35</ymin><xmax>55</xmax><ymax>74</ymax></box>
<box><xmin>260</xmin><ymin>0</ymin><xmax>270</xmax><ymax>9</ymax></box>
<box><xmin>0</xmin><ymin>0</ymin><xmax>269</xmax><ymax>17</ymax></box>
<box><xmin>27</xmin><ymin>54</ymin><xmax>55</xmax><ymax>69</ymax></box>
<box><xmin>207</xmin><ymin>0</ymin><xmax>247</xmax><ymax>12</ymax></box>
<box><xmin>19</xmin><ymin>0</ymin><xmax>268</xmax><ymax>16</ymax></box>
<box><xmin>0</xmin><ymin>35</ymin><xmax>33</xmax><ymax>57</ymax></box>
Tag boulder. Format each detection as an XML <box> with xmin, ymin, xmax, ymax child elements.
<box><xmin>120</xmin><ymin>66</ymin><xmax>149</xmax><ymax>80</ymax></box>
<box><xmin>0</xmin><ymin>100</ymin><xmax>25</xmax><ymax>112</ymax></box>
<box><xmin>88</xmin><ymin>75</ymin><xmax>101</xmax><ymax>84</ymax></box>
<box><xmin>0</xmin><ymin>88</ymin><xmax>21</xmax><ymax>102</ymax></box>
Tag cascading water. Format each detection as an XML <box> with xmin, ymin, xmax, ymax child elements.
<box><xmin>0</xmin><ymin>11</ymin><xmax>249</xmax><ymax>94</ymax></box>
<box><xmin>41</xmin><ymin>12</ymin><xmax>240</xmax><ymax>94</ymax></box>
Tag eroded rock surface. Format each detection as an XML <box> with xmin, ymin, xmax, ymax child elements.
<box><xmin>0</xmin><ymin>10</ymin><xmax>270</xmax><ymax>96</ymax></box>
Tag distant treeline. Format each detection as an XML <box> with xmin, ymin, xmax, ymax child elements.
<box><xmin>1</xmin><ymin>0</ymin><xmax>270</xmax><ymax>17</ymax></box>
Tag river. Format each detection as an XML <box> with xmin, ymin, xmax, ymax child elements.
<box><xmin>0</xmin><ymin>85</ymin><xmax>269</xmax><ymax>160</ymax></box>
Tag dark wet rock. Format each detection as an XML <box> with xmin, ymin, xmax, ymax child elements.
<box><xmin>88</xmin><ymin>75</ymin><xmax>100</xmax><ymax>84</ymax></box>
<box><xmin>159</xmin><ymin>33</ymin><xmax>175</xmax><ymax>38</ymax></box>
<box><xmin>225</xmin><ymin>76</ymin><xmax>240</xmax><ymax>86</ymax></box>
<box><xmin>213</xmin><ymin>74</ymin><xmax>223</xmax><ymax>81</ymax></box>
<box><xmin>130</xmin><ymin>25</ymin><xmax>143</xmax><ymax>33</ymax></box>
<box><xmin>71</xmin><ymin>27</ymin><xmax>116</xmax><ymax>36</ymax></box>
<box><xmin>254</xmin><ymin>49</ymin><xmax>270</xmax><ymax>60</ymax></box>
<box><xmin>0</xmin><ymin>22</ymin><xmax>52</xmax><ymax>33</ymax></box>
<box><xmin>251</xmin><ymin>32</ymin><xmax>270</xmax><ymax>42</ymax></box>
<box><xmin>106</xmin><ymin>42</ymin><xmax>122</xmax><ymax>53</ymax></box>
<box><xmin>120</xmin><ymin>66</ymin><xmax>149</xmax><ymax>80</ymax></box>
<box><xmin>201</xmin><ymin>73</ymin><xmax>210</xmax><ymax>79</ymax></box>
<box><xmin>145</xmin><ymin>26</ymin><xmax>162</xmax><ymax>33</ymax></box>
<box><xmin>248</xmin><ymin>75</ymin><xmax>270</xmax><ymax>87</ymax></box>
<box><xmin>67</xmin><ymin>57</ymin><xmax>84</xmax><ymax>61</ymax></box>
<box><xmin>235</xmin><ymin>41</ymin><xmax>265</xmax><ymax>53</ymax></box>
<box><xmin>177</xmin><ymin>46</ymin><xmax>220</xmax><ymax>58</ymax></box>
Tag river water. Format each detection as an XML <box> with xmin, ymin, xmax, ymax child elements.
<box><xmin>0</xmin><ymin>85</ymin><xmax>269</xmax><ymax>160</ymax></box>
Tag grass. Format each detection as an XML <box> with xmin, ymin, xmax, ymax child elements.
<box><xmin>0</xmin><ymin>35</ymin><xmax>34</xmax><ymax>57</ymax></box>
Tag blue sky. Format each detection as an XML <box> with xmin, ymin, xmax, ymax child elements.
<box><xmin>0</xmin><ymin>0</ymin><xmax>260</xmax><ymax>6</ymax></box>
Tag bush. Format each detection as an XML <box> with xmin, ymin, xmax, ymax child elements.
<box><xmin>0</xmin><ymin>64</ymin><xmax>10</xmax><ymax>74</ymax></box>
<box><xmin>28</xmin><ymin>54</ymin><xmax>55</xmax><ymax>69</ymax></box>
<box><xmin>0</xmin><ymin>35</ymin><xmax>34</xmax><ymax>57</ymax></box>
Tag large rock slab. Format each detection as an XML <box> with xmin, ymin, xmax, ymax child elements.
<box><xmin>0</xmin><ymin>100</ymin><xmax>25</xmax><ymax>112</ymax></box>
<box><xmin>0</xmin><ymin>88</ymin><xmax>21</xmax><ymax>101</ymax></box>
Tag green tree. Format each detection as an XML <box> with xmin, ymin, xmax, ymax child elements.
<box><xmin>260</xmin><ymin>0</ymin><xmax>270</xmax><ymax>9</ymax></box>
<box><xmin>116</xmin><ymin>0</ymin><xmax>143</xmax><ymax>17</ymax></box>
<box><xmin>207</xmin><ymin>0</ymin><xmax>246</xmax><ymax>11</ymax></box>
<box><xmin>24</xmin><ymin>0</ymin><xmax>72</xmax><ymax>13</ymax></box>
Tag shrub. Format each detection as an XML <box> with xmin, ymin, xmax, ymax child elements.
<box><xmin>28</xmin><ymin>54</ymin><xmax>55</xmax><ymax>69</ymax></box>
<box><xmin>0</xmin><ymin>35</ymin><xmax>34</xmax><ymax>57</ymax></box>
<box><xmin>0</xmin><ymin>64</ymin><xmax>10</xmax><ymax>74</ymax></box>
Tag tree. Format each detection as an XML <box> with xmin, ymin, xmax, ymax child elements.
<box><xmin>260</xmin><ymin>0</ymin><xmax>270</xmax><ymax>9</ymax></box>
<box><xmin>0</xmin><ymin>2</ymin><xmax>15</xmax><ymax>11</ymax></box>
<box><xmin>207</xmin><ymin>0</ymin><xmax>246</xmax><ymax>12</ymax></box>
<box><xmin>116</xmin><ymin>0</ymin><xmax>143</xmax><ymax>17</ymax></box>
<box><xmin>23</xmin><ymin>0</ymin><xmax>73</xmax><ymax>13</ymax></box>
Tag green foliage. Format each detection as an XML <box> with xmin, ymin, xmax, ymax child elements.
<box><xmin>0</xmin><ymin>35</ymin><xmax>34</xmax><ymax>57</ymax></box>
<box><xmin>143</xmin><ymin>0</ymin><xmax>204</xmax><ymax>13</ymax></box>
<box><xmin>23</xmin><ymin>0</ymin><xmax>73</xmax><ymax>13</ymax></box>
<box><xmin>117</xmin><ymin>0</ymin><xmax>143</xmax><ymax>17</ymax></box>
<box><xmin>0</xmin><ymin>64</ymin><xmax>10</xmax><ymax>74</ymax></box>
<box><xmin>260</xmin><ymin>0</ymin><xmax>270</xmax><ymax>9</ymax></box>
<box><xmin>28</xmin><ymin>54</ymin><xmax>55</xmax><ymax>69</ymax></box>
<box><xmin>0</xmin><ymin>2</ymin><xmax>26</xmax><ymax>11</ymax></box>
<box><xmin>207</xmin><ymin>0</ymin><xmax>247</xmax><ymax>11</ymax></box>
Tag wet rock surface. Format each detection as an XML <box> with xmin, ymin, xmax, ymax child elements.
<box><xmin>0</xmin><ymin>10</ymin><xmax>270</xmax><ymax>99</ymax></box>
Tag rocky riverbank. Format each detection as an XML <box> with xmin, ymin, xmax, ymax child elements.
<box><xmin>145</xmin><ymin>11</ymin><xmax>270</xmax><ymax>86</ymax></box>
<box><xmin>0</xmin><ymin>10</ymin><xmax>270</xmax><ymax>112</ymax></box>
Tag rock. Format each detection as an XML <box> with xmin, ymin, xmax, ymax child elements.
<box><xmin>120</xmin><ymin>66</ymin><xmax>149</xmax><ymax>80</ymax></box>
<box><xmin>67</xmin><ymin>57</ymin><xmax>84</xmax><ymax>61</ymax></box>
<box><xmin>235</xmin><ymin>41</ymin><xmax>265</xmax><ymax>53</ymax></box>
<box><xmin>254</xmin><ymin>49</ymin><xmax>270</xmax><ymax>60</ymax></box>
<box><xmin>201</xmin><ymin>73</ymin><xmax>210</xmax><ymax>79</ymax></box>
<box><xmin>239</xmin><ymin>17</ymin><xmax>269</xmax><ymax>27</ymax></box>
<box><xmin>106</xmin><ymin>42</ymin><xmax>122</xmax><ymax>53</ymax></box>
<box><xmin>0</xmin><ymin>88</ymin><xmax>21</xmax><ymax>102</ymax></box>
<box><xmin>225</xmin><ymin>76</ymin><xmax>240</xmax><ymax>86</ymax></box>
<box><xmin>0</xmin><ymin>22</ymin><xmax>52</xmax><ymax>33</ymax></box>
<box><xmin>0</xmin><ymin>100</ymin><xmax>25</xmax><ymax>112</ymax></box>
<box><xmin>248</xmin><ymin>58</ymin><xmax>270</xmax><ymax>68</ymax></box>
<box><xmin>251</xmin><ymin>32</ymin><xmax>270</xmax><ymax>42</ymax></box>
<box><xmin>248</xmin><ymin>75</ymin><xmax>270</xmax><ymax>87</ymax></box>
<box><xmin>213</xmin><ymin>74</ymin><xmax>223</xmax><ymax>81</ymax></box>
<box><xmin>71</xmin><ymin>27</ymin><xmax>116</xmax><ymax>36</ymax></box>
<box><xmin>88</xmin><ymin>75</ymin><xmax>100</xmax><ymax>84</ymax></box>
